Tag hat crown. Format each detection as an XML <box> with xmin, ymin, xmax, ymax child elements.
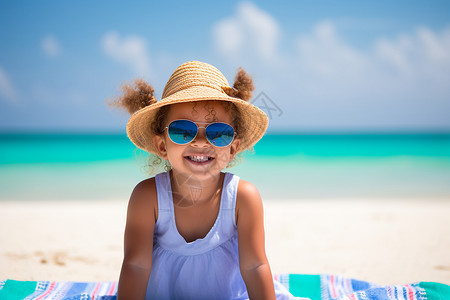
<box><xmin>162</xmin><ymin>61</ymin><xmax>231</xmax><ymax>99</ymax></box>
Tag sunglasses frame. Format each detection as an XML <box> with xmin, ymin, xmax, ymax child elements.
<box><xmin>165</xmin><ymin>119</ymin><xmax>237</xmax><ymax>147</ymax></box>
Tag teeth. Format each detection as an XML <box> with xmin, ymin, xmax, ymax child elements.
<box><xmin>189</xmin><ymin>155</ymin><xmax>209</xmax><ymax>162</ymax></box>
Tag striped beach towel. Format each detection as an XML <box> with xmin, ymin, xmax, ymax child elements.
<box><xmin>0</xmin><ymin>274</ymin><xmax>449</xmax><ymax>299</ymax></box>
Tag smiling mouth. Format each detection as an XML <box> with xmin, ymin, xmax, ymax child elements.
<box><xmin>185</xmin><ymin>155</ymin><xmax>215</xmax><ymax>163</ymax></box>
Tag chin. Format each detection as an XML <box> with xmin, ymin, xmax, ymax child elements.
<box><xmin>171</xmin><ymin>165</ymin><xmax>221</xmax><ymax>181</ymax></box>
<box><xmin>188</xmin><ymin>169</ymin><xmax>223</xmax><ymax>181</ymax></box>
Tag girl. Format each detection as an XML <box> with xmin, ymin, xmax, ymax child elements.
<box><xmin>112</xmin><ymin>61</ymin><xmax>298</xmax><ymax>299</ymax></box>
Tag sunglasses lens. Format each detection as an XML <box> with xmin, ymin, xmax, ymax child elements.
<box><xmin>206</xmin><ymin>123</ymin><xmax>235</xmax><ymax>147</ymax></box>
<box><xmin>168</xmin><ymin>120</ymin><xmax>197</xmax><ymax>144</ymax></box>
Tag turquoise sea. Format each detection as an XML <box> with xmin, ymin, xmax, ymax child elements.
<box><xmin>1</xmin><ymin>133</ymin><xmax>449</xmax><ymax>201</ymax></box>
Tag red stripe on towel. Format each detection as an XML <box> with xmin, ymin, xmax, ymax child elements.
<box><xmin>108</xmin><ymin>282</ymin><xmax>117</xmax><ymax>295</ymax></box>
<box><xmin>91</xmin><ymin>282</ymin><xmax>101</xmax><ymax>299</ymax></box>
<box><xmin>407</xmin><ymin>284</ymin><xmax>415</xmax><ymax>300</ymax></box>
<box><xmin>35</xmin><ymin>282</ymin><xmax>56</xmax><ymax>300</ymax></box>
<box><xmin>330</xmin><ymin>275</ymin><xmax>337</xmax><ymax>298</ymax></box>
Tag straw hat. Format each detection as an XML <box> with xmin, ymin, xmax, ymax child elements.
<box><xmin>126</xmin><ymin>61</ymin><xmax>269</xmax><ymax>154</ymax></box>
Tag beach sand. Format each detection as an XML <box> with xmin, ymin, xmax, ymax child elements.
<box><xmin>0</xmin><ymin>198</ymin><xmax>449</xmax><ymax>285</ymax></box>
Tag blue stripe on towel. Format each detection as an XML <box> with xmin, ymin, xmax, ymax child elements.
<box><xmin>365</xmin><ymin>287</ymin><xmax>389</xmax><ymax>300</ymax></box>
<box><xmin>66</xmin><ymin>282</ymin><xmax>89</xmax><ymax>297</ymax></box>
<box><xmin>351</xmin><ymin>279</ymin><xmax>371</xmax><ymax>291</ymax></box>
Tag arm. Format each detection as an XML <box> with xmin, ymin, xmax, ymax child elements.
<box><xmin>236</xmin><ymin>180</ymin><xmax>276</xmax><ymax>300</ymax></box>
<box><xmin>117</xmin><ymin>178</ymin><xmax>157</xmax><ymax>300</ymax></box>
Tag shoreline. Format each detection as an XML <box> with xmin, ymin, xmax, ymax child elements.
<box><xmin>1</xmin><ymin>198</ymin><xmax>449</xmax><ymax>285</ymax></box>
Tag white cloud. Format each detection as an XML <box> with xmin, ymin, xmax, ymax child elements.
<box><xmin>212</xmin><ymin>18</ymin><xmax>243</xmax><ymax>59</ymax></box>
<box><xmin>286</xmin><ymin>22</ymin><xmax>450</xmax><ymax>130</ymax></box>
<box><xmin>297</xmin><ymin>21</ymin><xmax>368</xmax><ymax>79</ymax></box>
<box><xmin>101</xmin><ymin>31</ymin><xmax>151</xmax><ymax>77</ymax></box>
<box><xmin>41</xmin><ymin>35</ymin><xmax>61</xmax><ymax>58</ymax></box>
<box><xmin>212</xmin><ymin>1</ymin><xmax>280</xmax><ymax>62</ymax></box>
<box><xmin>294</xmin><ymin>21</ymin><xmax>450</xmax><ymax>102</ymax></box>
<box><xmin>210</xmin><ymin>2</ymin><xmax>450</xmax><ymax>130</ymax></box>
<box><xmin>374</xmin><ymin>26</ymin><xmax>450</xmax><ymax>84</ymax></box>
<box><xmin>0</xmin><ymin>66</ymin><xmax>18</xmax><ymax>102</ymax></box>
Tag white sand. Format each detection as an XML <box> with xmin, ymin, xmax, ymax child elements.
<box><xmin>0</xmin><ymin>199</ymin><xmax>449</xmax><ymax>285</ymax></box>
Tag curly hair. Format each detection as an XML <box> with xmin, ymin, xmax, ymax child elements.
<box><xmin>107</xmin><ymin>79</ymin><xmax>157</xmax><ymax>114</ymax></box>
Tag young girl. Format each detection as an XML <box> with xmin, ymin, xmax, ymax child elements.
<box><xmin>112</xmin><ymin>61</ymin><xmax>298</xmax><ymax>299</ymax></box>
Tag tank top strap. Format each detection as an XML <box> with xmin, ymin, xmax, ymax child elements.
<box><xmin>155</xmin><ymin>171</ymin><xmax>172</xmax><ymax>211</ymax></box>
<box><xmin>221</xmin><ymin>172</ymin><xmax>240</xmax><ymax>229</ymax></box>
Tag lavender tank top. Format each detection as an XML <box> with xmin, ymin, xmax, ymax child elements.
<box><xmin>146</xmin><ymin>171</ymin><xmax>298</xmax><ymax>300</ymax></box>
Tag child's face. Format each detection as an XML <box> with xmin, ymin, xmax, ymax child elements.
<box><xmin>153</xmin><ymin>101</ymin><xmax>240</xmax><ymax>180</ymax></box>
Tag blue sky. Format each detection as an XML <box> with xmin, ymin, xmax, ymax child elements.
<box><xmin>1</xmin><ymin>0</ymin><xmax>449</xmax><ymax>133</ymax></box>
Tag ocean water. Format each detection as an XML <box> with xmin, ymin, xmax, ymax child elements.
<box><xmin>1</xmin><ymin>133</ymin><xmax>449</xmax><ymax>201</ymax></box>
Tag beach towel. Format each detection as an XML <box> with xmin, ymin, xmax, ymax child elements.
<box><xmin>0</xmin><ymin>274</ymin><xmax>449</xmax><ymax>300</ymax></box>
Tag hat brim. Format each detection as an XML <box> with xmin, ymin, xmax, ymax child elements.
<box><xmin>126</xmin><ymin>85</ymin><xmax>269</xmax><ymax>154</ymax></box>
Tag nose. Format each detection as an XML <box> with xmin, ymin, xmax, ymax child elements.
<box><xmin>191</xmin><ymin>128</ymin><xmax>209</xmax><ymax>147</ymax></box>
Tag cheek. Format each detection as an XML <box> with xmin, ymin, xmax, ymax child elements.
<box><xmin>216</xmin><ymin>148</ymin><xmax>234</xmax><ymax>165</ymax></box>
<box><xmin>165</xmin><ymin>142</ymin><xmax>186</xmax><ymax>158</ymax></box>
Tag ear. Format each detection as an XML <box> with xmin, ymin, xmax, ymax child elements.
<box><xmin>229</xmin><ymin>138</ymin><xmax>240</xmax><ymax>161</ymax></box>
<box><xmin>153</xmin><ymin>135</ymin><xmax>168</xmax><ymax>160</ymax></box>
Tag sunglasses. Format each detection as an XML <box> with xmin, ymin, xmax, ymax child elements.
<box><xmin>165</xmin><ymin>119</ymin><xmax>236</xmax><ymax>147</ymax></box>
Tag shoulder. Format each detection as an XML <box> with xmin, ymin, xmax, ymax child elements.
<box><xmin>236</xmin><ymin>179</ymin><xmax>261</xmax><ymax>201</ymax></box>
<box><xmin>130</xmin><ymin>177</ymin><xmax>157</xmax><ymax>203</ymax></box>
<box><xmin>132</xmin><ymin>176</ymin><xmax>157</xmax><ymax>197</ymax></box>
<box><xmin>127</xmin><ymin>177</ymin><xmax>158</xmax><ymax>223</ymax></box>
<box><xmin>235</xmin><ymin>179</ymin><xmax>263</xmax><ymax>225</ymax></box>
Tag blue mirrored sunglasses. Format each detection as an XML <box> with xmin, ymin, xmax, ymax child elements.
<box><xmin>165</xmin><ymin>119</ymin><xmax>236</xmax><ymax>147</ymax></box>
